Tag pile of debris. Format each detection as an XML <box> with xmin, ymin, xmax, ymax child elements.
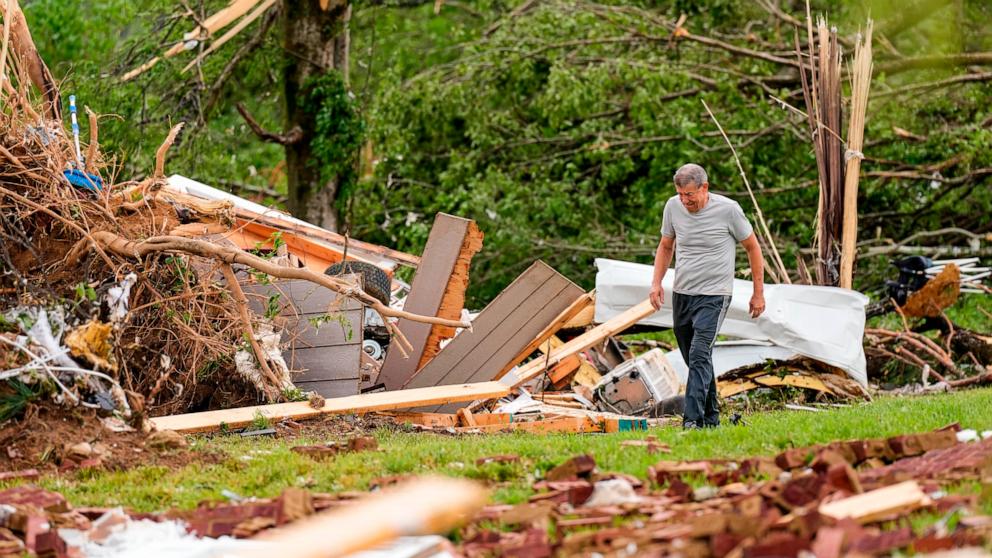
<box><xmin>130</xmin><ymin>204</ymin><xmax>987</xmax><ymax>436</ymax></box>
<box><xmin>0</xmin><ymin>1</ymin><xmax>463</xmax><ymax>427</ymax></box>
<box><xmin>461</xmin><ymin>425</ymin><xmax>992</xmax><ymax>557</ymax></box>
<box><xmin>2</xmin><ymin>425</ymin><xmax>991</xmax><ymax>557</ymax></box>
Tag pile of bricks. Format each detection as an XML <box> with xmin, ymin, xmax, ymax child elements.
<box><xmin>458</xmin><ymin>428</ymin><xmax>992</xmax><ymax>557</ymax></box>
<box><xmin>1</xmin><ymin>427</ymin><xmax>990</xmax><ymax>557</ymax></box>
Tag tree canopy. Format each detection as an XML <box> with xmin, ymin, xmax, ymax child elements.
<box><xmin>26</xmin><ymin>0</ymin><xmax>992</xmax><ymax>305</ymax></box>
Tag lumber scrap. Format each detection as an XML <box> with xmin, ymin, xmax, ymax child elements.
<box><xmin>452</xmin><ymin>414</ymin><xmax>648</xmax><ymax>434</ymax></box>
<box><xmin>718</xmin><ymin>372</ymin><xmax>836</xmax><ymax>398</ymax></box>
<box><xmin>242</xmin><ymin>477</ymin><xmax>487</xmax><ymax>558</ymax></box>
<box><xmin>818</xmin><ymin>480</ymin><xmax>929</xmax><ymax>523</ymax></box>
<box><xmin>494</xmin><ymin>290</ymin><xmax>594</xmax><ymax>381</ymax></box>
<box><xmin>509</xmin><ymin>299</ymin><xmax>657</xmax><ymax>388</ymax></box>
<box><xmin>562</xmin><ymin>294</ymin><xmax>596</xmax><ymax>329</ymax></box>
<box><xmin>383</xmin><ymin>411</ymin><xmax>513</xmax><ymax>428</ymax></box>
<box><xmin>148</xmin><ymin>382</ymin><xmax>510</xmax><ymax>434</ymax></box>
<box><xmin>540</xmin><ymin>336</ymin><xmax>581</xmax><ymax>385</ymax></box>
<box><xmin>378</xmin><ymin>213</ymin><xmax>483</xmax><ymax>390</ymax></box>
<box><xmin>403</xmin><ymin>261</ymin><xmax>583</xmax><ymax>412</ymax></box>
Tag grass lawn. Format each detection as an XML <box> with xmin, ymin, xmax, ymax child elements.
<box><xmin>10</xmin><ymin>387</ymin><xmax>991</xmax><ymax>513</ymax></box>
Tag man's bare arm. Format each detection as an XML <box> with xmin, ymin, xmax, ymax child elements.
<box><xmin>740</xmin><ymin>233</ymin><xmax>765</xmax><ymax>318</ymax></box>
<box><xmin>650</xmin><ymin>236</ymin><xmax>675</xmax><ymax>310</ymax></box>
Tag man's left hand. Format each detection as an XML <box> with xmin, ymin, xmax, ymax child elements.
<box><xmin>749</xmin><ymin>292</ymin><xmax>765</xmax><ymax>318</ymax></box>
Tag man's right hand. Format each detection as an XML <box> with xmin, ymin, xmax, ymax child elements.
<box><xmin>649</xmin><ymin>283</ymin><xmax>665</xmax><ymax>310</ymax></box>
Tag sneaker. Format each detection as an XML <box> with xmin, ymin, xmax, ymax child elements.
<box><xmin>683</xmin><ymin>421</ymin><xmax>702</xmax><ymax>430</ymax></box>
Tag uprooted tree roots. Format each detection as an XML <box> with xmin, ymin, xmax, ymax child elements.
<box><xmin>0</xmin><ymin>50</ymin><xmax>466</xmax><ymax>421</ymax></box>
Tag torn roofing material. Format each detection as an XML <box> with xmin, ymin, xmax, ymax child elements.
<box><xmin>593</xmin><ymin>258</ymin><xmax>869</xmax><ymax>385</ymax></box>
<box><xmin>166</xmin><ymin>174</ymin><xmax>419</xmax><ymax>271</ymax></box>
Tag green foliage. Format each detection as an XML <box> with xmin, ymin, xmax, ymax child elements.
<box><xmin>73</xmin><ymin>282</ymin><xmax>97</xmax><ymax>302</ymax></box>
<box><xmin>303</xmin><ymin>72</ymin><xmax>365</xmax><ymax>196</ymax></box>
<box><xmin>354</xmin><ymin>0</ymin><xmax>992</xmax><ymax>304</ymax></box>
<box><xmin>249</xmin><ymin>410</ymin><xmax>271</xmax><ymax>431</ymax></box>
<box><xmin>264</xmin><ymin>294</ymin><xmax>282</xmax><ymax>320</ymax></box>
<box><xmin>21</xmin><ymin>0</ymin><xmax>992</xmax><ymax>307</ymax></box>
<box><xmin>0</xmin><ymin>380</ymin><xmax>44</xmax><ymax>423</ymax></box>
<box><xmin>281</xmin><ymin>387</ymin><xmax>308</xmax><ymax>402</ymax></box>
<box><xmin>308</xmin><ymin>312</ymin><xmax>354</xmax><ymax>342</ymax></box>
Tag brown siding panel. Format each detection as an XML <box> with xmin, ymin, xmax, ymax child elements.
<box><xmin>401</xmin><ymin>261</ymin><xmax>582</xmax><ymax>412</ymax></box>
<box><xmin>378</xmin><ymin>214</ymin><xmax>480</xmax><ymax>390</ymax></box>
<box><xmin>240</xmin><ymin>278</ymin><xmax>363</xmax><ymax>398</ymax></box>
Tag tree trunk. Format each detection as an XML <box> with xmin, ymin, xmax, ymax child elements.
<box><xmin>283</xmin><ymin>0</ymin><xmax>351</xmax><ymax>232</ymax></box>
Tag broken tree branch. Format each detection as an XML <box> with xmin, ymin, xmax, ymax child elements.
<box><xmin>236</xmin><ymin>102</ymin><xmax>303</xmax><ymax>145</ymax></box>
<box><xmin>221</xmin><ymin>263</ymin><xmax>282</xmax><ymax>401</ymax></box>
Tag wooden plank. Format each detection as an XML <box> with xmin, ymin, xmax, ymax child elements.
<box><xmin>241</xmin><ymin>278</ymin><xmax>363</xmax><ymax>398</ymax></box>
<box><xmin>456</xmin><ymin>408</ymin><xmax>477</xmax><ymax>427</ymax></box>
<box><xmin>542</xmin><ymin>336</ymin><xmax>581</xmax><ymax>385</ymax></box>
<box><xmin>275</xmin><ymin>313</ymin><xmax>363</xmax><ymax>349</ymax></box>
<box><xmin>244</xmin><ymin>279</ymin><xmax>363</xmax><ymax>317</ymax></box>
<box><xmin>403</xmin><ymin>261</ymin><xmax>556</xmax><ymax>389</ymax></box>
<box><xmin>718</xmin><ymin>373</ymin><xmax>836</xmax><ymax>399</ymax></box>
<box><xmin>231</xmin><ymin>212</ymin><xmax>420</xmax><ymax>269</ymax></box>
<box><xmin>378</xmin><ymin>214</ymin><xmax>477</xmax><ymax>390</ymax></box>
<box><xmin>818</xmin><ymin>481</ymin><xmax>929</xmax><ymax>523</ymax></box>
<box><xmin>241</xmin><ymin>477</ymin><xmax>488</xmax><ymax>558</ymax></box>
<box><xmin>451</xmin><ymin>415</ymin><xmax>647</xmax><ymax>434</ymax></box>
<box><xmin>453</xmin><ymin>416</ymin><xmax>603</xmax><ymax>434</ymax></box>
<box><xmin>148</xmin><ymin>382</ymin><xmax>512</xmax><ymax>434</ymax></box>
<box><xmin>509</xmin><ymin>299</ymin><xmax>657</xmax><ymax>388</ymax></box>
<box><xmin>493</xmin><ymin>290</ymin><xmax>594</xmax><ymax>381</ymax></box>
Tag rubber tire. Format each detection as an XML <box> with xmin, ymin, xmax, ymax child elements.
<box><xmin>324</xmin><ymin>261</ymin><xmax>391</xmax><ymax>306</ymax></box>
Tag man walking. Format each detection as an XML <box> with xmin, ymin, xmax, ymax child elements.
<box><xmin>649</xmin><ymin>163</ymin><xmax>765</xmax><ymax>429</ymax></box>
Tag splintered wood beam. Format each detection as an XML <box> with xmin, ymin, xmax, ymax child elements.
<box><xmin>241</xmin><ymin>477</ymin><xmax>487</xmax><ymax>558</ymax></box>
<box><xmin>148</xmin><ymin>382</ymin><xmax>510</xmax><ymax>433</ymax></box>
<box><xmin>419</xmin><ymin>219</ymin><xmax>484</xmax><ymax>368</ymax></box>
<box><xmin>509</xmin><ymin>299</ymin><xmax>657</xmax><ymax>388</ymax></box>
<box><xmin>818</xmin><ymin>480</ymin><xmax>929</xmax><ymax>523</ymax></box>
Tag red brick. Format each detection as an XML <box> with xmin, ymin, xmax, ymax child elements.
<box><xmin>743</xmin><ymin>531</ymin><xmax>809</xmax><ymax>558</ymax></box>
<box><xmin>546</xmin><ymin>454</ymin><xmax>595</xmax><ymax>481</ymax></box>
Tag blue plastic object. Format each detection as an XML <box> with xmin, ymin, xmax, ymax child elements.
<box><xmin>63</xmin><ymin>168</ymin><xmax>103</xmax><ymax>191</ymax></box>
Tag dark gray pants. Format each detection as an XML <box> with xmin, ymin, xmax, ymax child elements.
<box><xmin>672</xmin><ymin>293</ymin><xmax>731</xmax><ymax>427</ymax></box>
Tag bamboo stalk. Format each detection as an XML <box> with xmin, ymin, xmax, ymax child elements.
<box><xmin>839</xmin><ymin>21</ymin><xmax>873</xmax><ymax>289</ymax></box>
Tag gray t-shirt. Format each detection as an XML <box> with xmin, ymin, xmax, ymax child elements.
<box><xmin>661</xmin><ymin>193</ymin><xmax>753</xmax><ymax>296</ymax></box>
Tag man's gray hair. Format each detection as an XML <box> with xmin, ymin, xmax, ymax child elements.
<box><xmin>673</xmin><ymin>163</ymin><xmax>708</xmax><ymax>188</ymax></box>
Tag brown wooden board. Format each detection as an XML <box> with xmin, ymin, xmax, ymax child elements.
<box><xmin>293</xmin><ymin>379</ymin><xmax>359</xmax><ymax>399</ymax></box>
<box><xmin>378</xmin><ymin>214</ymin><xmax>481</xmax><ymax>390</ymax></box>
<box><xmin>404</xmin><ymin>261</ymin><xmax>582</xmax><ymax>412</ymax></box>
<box><xmin>241</xmin><ymin>279</ymin><xmax>363</xmax><ymax>398</ymax></box>
<box><xmin>493</xmin><ymin>291</ymin><xmax>593</xmax><ymax>381</ymax></box>
<box><xmin>509</xmin><ymin>299</ymin><xmax>657</xmax><ymax>388</ymax></box>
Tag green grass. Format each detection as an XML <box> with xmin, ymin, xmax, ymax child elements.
<box><xmin>4</xmin><ymin>388</ymin><xmax>987</xmax><ymax>513</ymax></box>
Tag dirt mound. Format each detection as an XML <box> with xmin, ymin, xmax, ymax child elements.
<box><xmin>0</xmin><ymin>403</ymin><xmax>219</xmax><ymax>473</ymax></box>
